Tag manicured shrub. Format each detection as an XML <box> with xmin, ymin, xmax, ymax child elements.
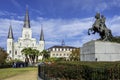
<box><xmin>39</xmin><ymin>61</ymin><xmax>120</xmax><ymax>80</ymax></box>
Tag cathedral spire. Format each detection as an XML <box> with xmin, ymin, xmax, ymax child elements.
<box><xmin>8</xmin><ymin>24</ymin><xmax>14</xmax><ymax>39</ymax></box>
<box><xmin>23</xmin><ymin>7</ymin><xmax>30</xmax><ymax>28</ymax></box>
<box><xmin>40</xmin><ymin>25</ymin><xmax>44</xmax><ymax>41</ymax></box>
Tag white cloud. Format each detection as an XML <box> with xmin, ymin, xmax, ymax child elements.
<box><xmin>0</xmin><ymin>11</ymin><xmax>16</xmax><ymax>16</ymax></box>
<box><xmin>73</xmin><ymin>0</ymin><xmax>120</xmax><ymax>12</ymax></box>
<box><xmin>11</xmin><ymin>0</ymin><xmax>21</xmax><ymax>8</ymax></box>
<box><xmin>95</xmin><ymin>2</ymin><xmax>108</xmax><ymax>12</ymax></box>
<box><xmin>0</xmin><ymin>15</ymin><xmax>120</xmax><ymax>50</ymax></box>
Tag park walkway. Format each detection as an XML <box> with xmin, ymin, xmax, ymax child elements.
<box><xmin>4</xmin><ymin>70</ymin><xmax>42</xmax><ymax>80</ymax></box>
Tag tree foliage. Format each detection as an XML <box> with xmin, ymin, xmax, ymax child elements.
<box><xmin>111</xmin><ymin>36</ymin><xmax>120</xmax><ymax>43</ymax></box>
<box><xmin>69</xmin><ymin>48</ymin><xmax>80</xmax><ymax>61</ymax></box>
<box><xmin>0</xmin><ymin>47</ymin><xmax>8</xmax><ymax>64</ymax></box>
<box><xmin>40</xmin><ymin>50</ymin><xmax>50</xmax><ymax>61</ymax></box>
<box><xmin>21</xmin><ymin>47</ymin><xmax>40</xmax><ymax>64</ymax></box>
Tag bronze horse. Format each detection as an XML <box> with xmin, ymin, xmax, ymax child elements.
<box><xmin>88</xmin><ymin>13</ymin><xmax>112</xmax><ymax>41</ymax></box>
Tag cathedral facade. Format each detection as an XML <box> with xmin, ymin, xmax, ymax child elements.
<box><xmin>7</xmin><ymin>9</ymin><xmax>45</xmax><ymax>61</ymax></box>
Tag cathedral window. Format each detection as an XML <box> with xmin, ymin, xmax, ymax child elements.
<box><xmin>25</xmin><ymin>34</ymin><xmax>27</xmax><ymax>38</ymax></box>
<box><xmin>9</xmin><ymin>50</ymin><xmax>11</xmax><ymax>54</ymax></box>
<box><xmin>28</xmin><ymin>34</ymin><xmax>29</xmax><ymax>38</ymax></box>
<box><xmin>15</xmin><ymin>51</ymin><xmax>17</xmax><ymax>55</ymax></box>
<box><xmin>9</xmin><ymin>42</ymin><xmax>11</xmax><ymax>45</ymax></box>
<box><xmin>25</xmin><ymin>33</ymin><xmax>29</xmax><ymax>39</ymax></box>
<box><xmin>32</xmin><ymin>43</ymin><xmax>34</xmax><ymax>47</ymax></box>
<box><xmin>20</xmin><ymin>43</ymin><xmax>21</xmax><ymax>46</ymax></box>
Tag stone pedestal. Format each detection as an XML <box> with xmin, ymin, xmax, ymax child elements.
<box><xmin>81</xmin><ymin>40</ymin><xmax>120</xmax><ymax>61</ymax></box>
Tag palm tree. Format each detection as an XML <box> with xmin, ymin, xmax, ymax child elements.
<box><xmin>32</xmin><ymin>49</ymin><xmax>39</xmax><ymax>63</ymax></box>
<box><xmin>21</xmin><ymin>48</ymin><xmax>30</xmax><ymax>63</ymax></box>
<box><xmin>40</xmin><ymin>50</ymin><xmax>50</xmax><ymax>61</ymax></box>
<box><xmin>21</xmin><ymin>47</ymin><xmax>40</xmax><ymax>64</ymax></box>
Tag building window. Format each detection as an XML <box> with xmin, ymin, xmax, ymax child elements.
<box><xmin>70</xmin><ymin>49</ymin><xmax>72</xmax><ymax>51</ymax></box>
<box><xmin>67</xmin><ymin>54</ymin><xmax>69</xmax><ymax>56</ymax></box>
<box><xmin>52</xmin><ymin>54</ymin><xmax>55</xmax><ymax>56</ymax></box>
<box><xmin>56</xmin><ymin>48</ymin><xmax>58</xmax><ymax>51</ymax></box>
<box><xmin>62</xmin><ymin>48</ymin><xmax>63</xmax><ymax>51</ymax></box>
<box><xmin>64</xmin><ymin>54</ymin><xmax>66</xmax><ymax>56</ymax></box>
<box><xmin>60</xmin><ymin>48</ymin><xmax>62</xmax><ymax>51</ymax></box>
<box><xmin>53</xmin><ymin>48</ymin><xmax>55</xmax><ymax>51</ymax></box>
<box><xmin>56</xmin><ymin>54</ymin><xmax>58</xmax><ymax>56</ymax></box>
<box><xmin>67</xmin><ymin>48</ymin><xmax>69</xmax><ymax>51</ymax></box>
<box><xmin>64</xmin><ymin>48</ymin><xmax>66</xmax><ymax>51</ymax></box>
<box><xmin>60</xmin><ymin>54</ymin><xmax>62</xmax><ymax>56</ymax></box>
<box><xmin>15</xmin><ymin>51</ymin><xmax>17</xmax><ymax>55</ymax></box>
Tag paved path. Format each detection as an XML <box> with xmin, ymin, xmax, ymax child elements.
<box><xmin>4</xmin><ymin>70</ymin><xmax>42</xmax><ymax>80</ymax></box>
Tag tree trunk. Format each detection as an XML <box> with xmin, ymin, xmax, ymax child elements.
<box><xmin>36</xmin><ymin>56</ymin><xmax>38</xmax><ymax>63</ymax></box>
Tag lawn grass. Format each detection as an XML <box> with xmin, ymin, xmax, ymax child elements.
<box><xmin>0</xmin><ymin>67</ymin><xmax>37</xmax><ymax>80</ymax></box>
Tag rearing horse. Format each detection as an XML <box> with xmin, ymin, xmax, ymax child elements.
<box><xmin>88</xmin><ymin>13</ymin><xmax>112</xmax><ymax>41</ymax></box>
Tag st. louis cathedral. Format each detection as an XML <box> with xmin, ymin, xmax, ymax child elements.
<box><xmin>7</xmin><ymin>8</ymin><xmax>45</xmax><ymax>61</ymax></box>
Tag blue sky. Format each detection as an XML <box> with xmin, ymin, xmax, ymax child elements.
<box><xmin>0</xmin><ymin>0</ymin><xmax>120</xmax><ymax>50</ymax></box>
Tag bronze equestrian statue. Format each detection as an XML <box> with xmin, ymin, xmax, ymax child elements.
<box><xmin>88</xmin><ymin>13</ymin><xmax>113</xmax><ymax>41</ymax></box>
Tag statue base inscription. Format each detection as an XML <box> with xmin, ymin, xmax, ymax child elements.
<box><xmin>81</xmin><ymin>40</ymin><xmax>120</xmax><ymax>61</ymax></box>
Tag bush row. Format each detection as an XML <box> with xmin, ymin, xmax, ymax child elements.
<box><xmin>0</xmin><ymin>63</ymin><xmax>12</xmax><ymax>68</ymax></box>
<box><xmin>39</xmin><ymin>62</ymin><xmax>120</xmax><ymax>80</ymax></box>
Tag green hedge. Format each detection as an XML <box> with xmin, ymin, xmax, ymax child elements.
<box><xmin>39</xmin><ymin>61</ymin><xmax>120</xmax><ymax>80</ymax></box>
<box><xmin>0</xmin><ymin>63</ymin><xmax>12</xmax><ymax>68</ymax></box>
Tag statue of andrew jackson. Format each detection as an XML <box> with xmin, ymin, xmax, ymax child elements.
<box><xmin>88</xmin><ymin>13</ymin><xmax>113</xmax><ymax>41</ymax></box>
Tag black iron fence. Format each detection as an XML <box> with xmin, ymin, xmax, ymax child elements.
<box><xmin>38</xmin><ymin>63</ymin><xmax>120</xmax><ymax>80</ymax></box>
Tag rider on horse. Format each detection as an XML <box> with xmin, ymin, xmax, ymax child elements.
<box><xmin>88</xmin><ymin>13</ymin><xmax>113</xmax><ymax>41</ymax></box>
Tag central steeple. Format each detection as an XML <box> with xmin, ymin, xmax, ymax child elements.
<box><xmin>23</xmin><ymin>8</ymin><xmax>30</xmax><ymax>28</ymax></box>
